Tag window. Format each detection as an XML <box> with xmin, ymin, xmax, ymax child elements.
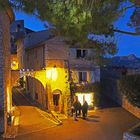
<box><xmin>78</xmin><ymin>72</ymin><xmax>87</xmax><ymax>82</ymax></box>
<box><xmin>16</xmin><ymin>24</ymin><xmax>24</xmax><ymax>32</ymax></box>
<box><xmin>76</xmin><ymin>49</ymin><xmax>88</xmax><ymax>58</ymax></box>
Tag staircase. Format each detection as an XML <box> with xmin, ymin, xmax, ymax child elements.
<box><xmin>51</xmin><ymin>111</ymin><xmax>67</xmax><ymax>120</ymax></box>
<box><xmin>35</xmin><ymin>108</ymin><xmax>64</xmax><ymax>125</ymax></box>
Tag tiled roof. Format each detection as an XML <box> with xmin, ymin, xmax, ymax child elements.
<box><xmin>24</xmin><ymin>30</ymin><xmax>54</xmax><ymax>49</ymax></box>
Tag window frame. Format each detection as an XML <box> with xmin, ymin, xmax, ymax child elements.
<box><xmin>76</xmin><ymin>49</ymin><xmax>88</xmax><ymax>58</ymax></box>
<box><xmin>78</xmin><ymin>71</ymin><xmax>88</xmax><ymax>82</ymax></box>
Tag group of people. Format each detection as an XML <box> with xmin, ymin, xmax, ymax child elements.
<box><xmin>71</xmin><ymin>96</ymin><xmax>88</xmax><ymax>121</ymax></box>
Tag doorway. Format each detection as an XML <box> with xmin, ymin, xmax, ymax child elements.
<box><xmin>52</xmin><ymin>90</ymin><xmax>61</xmax><ymax>111</ymax></box>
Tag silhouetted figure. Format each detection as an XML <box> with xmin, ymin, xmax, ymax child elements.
<box><xmin>77</xmin><ymin>101</ymin><xmax>81</xmax><ymax>116</ymax></box>
<box><xmin>72</xmin><ymin>96</ymin><xmax>79</xmax><ymax>121</ymax></box>
<box><xmin>82</xmin><ymin>100</ymin><xmax>88</xmax><ymax>120</ymax></box>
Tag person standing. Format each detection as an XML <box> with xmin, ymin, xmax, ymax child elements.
<box><xmin>82</xmin><ymin>100</ymin><xmax>88</xmax><ymax>120</ymax></box>
<box><xmin>77</xmin><ymin>100</ymin><xmax>81</xmax><ymax>116</ymax></box>
<box><xmin>72</xmin><ymin>96</ymin><xmax>79</xmax><ymax>121</ymax></box>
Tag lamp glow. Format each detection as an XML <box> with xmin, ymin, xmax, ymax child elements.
<box><xmin>11</xmin><ymin>60</ymin><xmax>18</xmax><ymax>70</ymax></box>
<box><xmin>46</xmin><ymin>68</ymin><xmax>58</xmax><ymax>81</ymax></box>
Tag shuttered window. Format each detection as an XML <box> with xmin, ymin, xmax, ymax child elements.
<box><xmin>78</xmin><ymin>72</ymin><xmax>87</xmax><ymax>82</ymax></box>
<box><xmin>76</xmin><ymin>49</ymin><xmax>88</xmax><ymax>58</ymax></box>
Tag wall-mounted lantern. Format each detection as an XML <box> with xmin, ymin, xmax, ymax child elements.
<box><xmin>46</xmin><ymin>65</ymin><xmax>58</xmax><ymax>81</ymax></box>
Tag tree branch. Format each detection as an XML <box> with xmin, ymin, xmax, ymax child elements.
<box><xmin>113</xmin><ymin>29</ymin><xmax>140</xmax><ymax>35</ymax></box>
<box><xmin>119</xmin><ymin>4</ymin><xmax>136</xmax><ymax>13</ymax></box>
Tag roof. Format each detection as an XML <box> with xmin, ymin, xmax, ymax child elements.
<box><xmin>69</xmin><ymin>40</ymin><xmax>98</xmax><ymax>49</ymax></box>
<box><xmin>69</xmin><ymin>59</ymin><xmax>99</xmax><ymax>70</ymax></box>
<box><xmin>24</xmin><ymin>30</ymin><xmax>54</xmax><ymax>49</ymax></box>
<box><xmin>25</xmin><ymin>28</ymin><xmax>34</xmax><ymax>34</ymax></box>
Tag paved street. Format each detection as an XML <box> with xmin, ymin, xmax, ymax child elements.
<box><xmin>12</xmin><ymin>88</ymin><xmax>58</xmax><ymax>136</ymax></box>
<box><xmin>14</xmin><ymin>108</ymin><xmax>139</xmax><ymax>139</ymax></box>
<box><xmin>10</xmin><ymin>88</ymin><xmax>140</xmax><ymax>140</ymax></box>
<box><xmin>0</xmin><ymin>88</ymin><xmax>138</xmax><ymax>140</ymax></box>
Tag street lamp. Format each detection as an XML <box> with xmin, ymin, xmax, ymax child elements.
<box><xmin>45</xmin><ymin>66</ymin><xmax>58</xmax><ymax>111</ymax></box>
<box><xmin>46</xmin><ymin>66</ymin><xmax>58</xmax><ymax>81</ymax></box>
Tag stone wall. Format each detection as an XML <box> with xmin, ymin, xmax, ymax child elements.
<box><xmin>122</xmin><ymin>97</ymin><xmax>140</xmax><ymax>119</ymax></box>
<box><xmin>11</xmin><ymin>70</ymin><xmax>20</xmax><ymax>87</ymax></box>
<box><xmin>101</xmin><ymin>68</ymin><xmax>140</xmax><ymax>119</ymax></box>
<box><xmin>0</xmin><ymin>10</ymin><xmax>13</xmax><ymax>133</ymax></box>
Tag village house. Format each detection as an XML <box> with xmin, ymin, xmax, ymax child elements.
<box><xmin>10</xmin><ymin>20</ymin><xmax>34</xmax><ymax>86</ymax></box>
<box><xmin>68</xmin><ymin>45</ymin><xmax>100</xmax><ymax>106</ymax></box>
<box><xmin>20</xmin><ymin>30</ymin><xmax>71</xmax><ymax>115</ymax></box>
<box><xmin>11</xmin><ymin>20</ymin><xmax>100</xmax><ymax>116</ymax></box>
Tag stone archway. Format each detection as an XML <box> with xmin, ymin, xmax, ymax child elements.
<box><xmin>26</xmin><ymin>76</ymin><xmax>48</xmax><ymax>109</ymax></box>
<box><xmin>11</xmin><ymin>74</ymin><xmax>48</xmax><ymax>110</ymax></box>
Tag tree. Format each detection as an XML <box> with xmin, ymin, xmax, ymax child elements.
<box><xmin>1</xmin><ymin>0</ymin><xmax>140</xmax><ymax>58</ymax></box>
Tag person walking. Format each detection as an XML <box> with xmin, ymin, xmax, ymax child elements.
<box><xmin>82</xmin><ymin>100</ymin><xmax>88</xmax><ymax>120</ymax></box>
<box><xmin>77</xmin><ymin>100</ymin><xmax>81</xmax><ymax>116</ymax></box>
<box><xmin>72</xmin><ymin>96</ymin><xmax>79</xmax><ymax>121</ymax></box>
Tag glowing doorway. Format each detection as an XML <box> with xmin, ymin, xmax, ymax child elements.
<box><xmin>76</xmin><ymin>93</ymin><xmax>94</xmax><ymax>106</ymax></box>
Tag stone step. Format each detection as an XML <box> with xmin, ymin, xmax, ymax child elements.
<box><xmin>51</xmin><ymin>111</ymin><xmax>67</xmax><ymax>120</ymax></box>
<box><xmin>35</xmin><ymin>108</ymin><xmax>62</xmax><ymax>125</ymax></box>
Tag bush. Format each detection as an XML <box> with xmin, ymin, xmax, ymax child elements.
<box><xmin>119</xmin><ymin>74</ymin><xmax>140</xmax><ymax>108</ymax></box>
<box><xmin>93</xmin><ymin>82</ymin><xmax>101</xmax><ymax>107</ymax></box>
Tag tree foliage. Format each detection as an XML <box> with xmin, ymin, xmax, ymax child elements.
<box><xmin>119</xmin><ymin>74</ymin><xmax>140</xmax><ymax>108</ymax></box>
<box><xmin>0</xmin><ymin>0</ymin><xmax>140</xmax><ymax>58</ymax></box>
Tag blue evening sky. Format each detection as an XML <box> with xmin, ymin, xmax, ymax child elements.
<box><xmin>15</xmin><ymin>6</ymin><xmax>140</xmax><ymax>57</ymax></box>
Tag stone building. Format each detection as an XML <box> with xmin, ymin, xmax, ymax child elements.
<box><xmin>69</xmin><ymin>45</ymin><xmax>100</xmax><ymax>106</ymax></box>
<box><xmin>18</xmin><ymin>30</ymin><xmax>71</xmax><ymax>115</ymax></box>
<box><xmin>11</xmin><ymin>20</ymin><xmax>101</xmax><ymax>115</ymax></box>
<box><xmin>0</xmin><ymin>7</ymin><xmax>14</xmax><ymax>133</ymax></box>
<box><xmin>10</xmin><ymin>20</ymin><xmax>36</xmax><ymax>89</ymax></box>
<box><xmin>11</xmin><ymin>20</ymin><xmax>100</xmax><ymax>116</ymax></box>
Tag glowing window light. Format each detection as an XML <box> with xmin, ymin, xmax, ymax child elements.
<box><xmin>11</xmin><ymin>60</ymin><xmax>18</xmax><ymax>70</ymax></box>
<box><xmin>46</xmin><ymin>68</ymin><xmax>58</xmax><ymax>81</ymax></box>
<box><xmin>76</xmin><ymin>93</ymin><xmax>93</xmax><ymax>106</ymax></box>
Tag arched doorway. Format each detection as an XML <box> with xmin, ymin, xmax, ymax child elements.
<box><xmin>52</xmin><ymin>89</ymin><xmax>62</xmax><ymax>112</ymax></box>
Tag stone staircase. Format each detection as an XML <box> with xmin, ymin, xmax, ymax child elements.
<box><xmin>35</xmin><ymin>108</ymin><xmax>64</xmax><ymax>125</ymax></box>
<box><xmin>51</xmin><ymin>111</ymin><xmax>67</xmax><ymax>120</ymax></box>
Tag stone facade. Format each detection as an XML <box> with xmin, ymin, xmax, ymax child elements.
<box><xmin>0</xmin><ymin>8</ymin><xmax>14</xmax><ymax>133</ymax></box>
<box><xmin>22</xmin><ymin>37</ymin><xmax>71</xmax><ymax>115</ymax></box>
<box><xmin>69</xmin><ymin>47</ymin><xmax>100</xmax><ymax>106</ymax></box>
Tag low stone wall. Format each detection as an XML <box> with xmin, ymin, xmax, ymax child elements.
<box><xmin>122</xmin><ymin>97</ymin><xmax>140</xmax><ymax>119</ymax></box>
<box><xmin>123</xmin><ymin>131</ymin><xmax>140</xmax><ymax>140</ymax></box>
<box><xmin>123</xmin><ymin>123</ymin><xmax>140</xmax><ymax>140</ymax></box>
